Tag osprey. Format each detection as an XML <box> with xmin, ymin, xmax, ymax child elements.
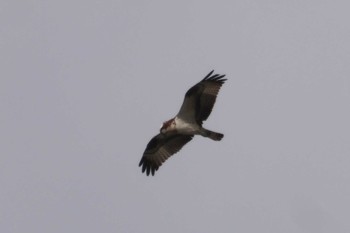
<box><xmin>139</xmin><ymin>70</ymin><xmax>227</xmax><ymax>176</ymax></box>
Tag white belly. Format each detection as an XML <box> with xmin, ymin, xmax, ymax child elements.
<box><xmin>175</xmin><ymin>117</ymin><xmax>200</xmax><ymax>134</ymax></box>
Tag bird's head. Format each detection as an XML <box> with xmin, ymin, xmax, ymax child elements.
<box><xmin>160</xmin><ymin>118</ymin><xmax>176</xmax><ymax>134</ymax></box>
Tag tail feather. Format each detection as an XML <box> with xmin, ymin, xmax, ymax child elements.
<box><xmin>203</xmin><ymin>129</ymin><xmax>224</xmax><ymax>141</ymax></box>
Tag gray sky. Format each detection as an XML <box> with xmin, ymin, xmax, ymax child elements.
<box><xmin>1</xmin><ymin>0</ymin><xmax>350</xmax><ymax>232</ymax></box>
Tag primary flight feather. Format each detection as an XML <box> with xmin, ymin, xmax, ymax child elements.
<box><xmin>139</xmin><ymin>70</ymin><xmax>227</xmax><ymax>176</ymax></box>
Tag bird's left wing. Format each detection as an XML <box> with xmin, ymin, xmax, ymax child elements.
<box><xmin>139</xmin><ymin>133</ymin><xmax>193</xmax><ymax>176</ymax></box>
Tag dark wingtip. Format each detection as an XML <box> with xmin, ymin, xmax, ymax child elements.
<box><xmin>139</xmin><ymin>157</ymin><xmax>157</xmax><ymax>176</ymax></box>
<box><xmin>204</xmin><ymin>71</ymin><xmax>227</xmax><ymax>83</ymax></box>
<box><xmin>216</xmin><ymin>74</ymin><xmax>227</xmax><ymax>82</ymax></box>
<box><xmin>203</xmin><ymin>70</ymin><xmax>215</xmax><ymax>80</ymax></box>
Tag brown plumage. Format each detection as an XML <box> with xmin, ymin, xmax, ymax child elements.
<box><xmin>139</xmin><ymin>70</ymin><xmax>227</xmax><ymax>176</ymax></box>
<box><xmin>139</xmin><ymin>134</ymin><xmax>193</xmax><ymax>176</ymax></box>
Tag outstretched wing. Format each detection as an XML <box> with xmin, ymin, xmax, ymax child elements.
<box><xmin>139</xmin><ymin>133</ymin><xmax>193</xmax><ymax>176</ymax></box>
<box><xmin>177</xmin><ymin>70</ymin><xmax>227</xmax><ymax>125</ymax></box>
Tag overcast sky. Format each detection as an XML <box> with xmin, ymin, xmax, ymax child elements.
<box><xmin>1</xmin><ymin>1</ymin><xmax>350</xmax><ymax>232</ymax></box>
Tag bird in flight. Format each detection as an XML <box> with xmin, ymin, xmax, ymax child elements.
<box><xmin>139</xmin><ymin>70</ymin><xmax>227</xmax><ymax>176</ymax></box>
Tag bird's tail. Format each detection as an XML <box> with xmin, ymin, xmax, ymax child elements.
<box><xmin>202</xmin><ymin>129</ymin><xmax>224</xmax><ymax>141</ymax></box>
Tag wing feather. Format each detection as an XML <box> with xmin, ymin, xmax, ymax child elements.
<box><xmin>139</xmin><ymin>134</ymin><xmax>193</xmax><ymax>176</ymax></box>
<box><xmin>177</xmin><ymin>70</ymin><xmax>226</xmax><ymax>125</ymax></box>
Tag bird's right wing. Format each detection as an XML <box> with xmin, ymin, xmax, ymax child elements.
<box><xmin>177</xmin><ymin>70</ymin><xmax>226</xmax><ymax>125</ymax></box>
